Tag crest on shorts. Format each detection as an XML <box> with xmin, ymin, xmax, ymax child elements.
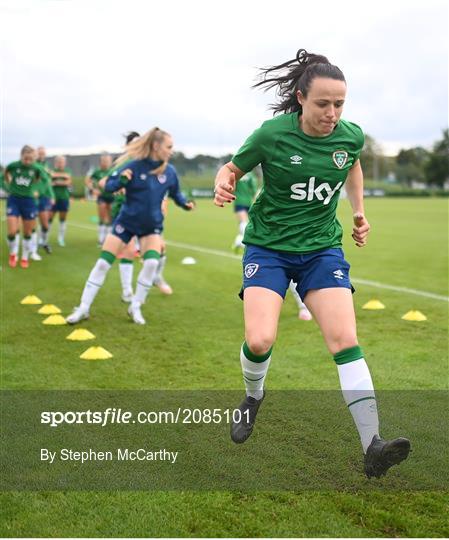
<box><xmin>332</xmin><ymin>150</ymin><xmax>348</xmax><ymax>169</ymax></box>
<box><xmin>115</xmin><ymin>223</ymin><xmax>124</xmax><ymax>234</ymax></box>
<box><xmin>157</xmin><ymin>174</ymin><xmax>167</xmax><ymax>184</ymax></box>
<box><xmin>244</xmin><ymin>263</ymin><xmax>259</xmax><ymax>279</ymax></box>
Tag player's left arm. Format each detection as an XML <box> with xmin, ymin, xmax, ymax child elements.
<box><xmin>345</xmin><ymin>159</ymin><xmax>370</xmax><ymax>247</ymax></box>
<box><xmin>168</xmin><ymin>173</ymin><xmax>195</xmax><ymax>210</ymax></box>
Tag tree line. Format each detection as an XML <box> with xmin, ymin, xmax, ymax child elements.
<box><xmin>360</xmin><ymin>129</ymin><xmax>448</xmax><ymax>187</ymax></box>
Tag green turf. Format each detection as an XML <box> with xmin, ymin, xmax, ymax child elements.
<box><xmin>1</xmin><ymin>197</ymin><xmax>448</xmax><ymax>537</ymax></box>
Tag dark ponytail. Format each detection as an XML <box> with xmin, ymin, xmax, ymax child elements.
<box><xmin>253</xmin><ymin>49</ymin><xmax>346</xmax><ymax>115</ymax></box>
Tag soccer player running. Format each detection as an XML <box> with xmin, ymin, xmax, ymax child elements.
<box><xmin>66</xmin><ymin>127</ymin><xmax>195</xmax><ymax>326</ymax></box>
<box><xmin>106</xmin><ymin>131</ymin><xmax>173</xmax><ymax>300</ymax></box>
<box><xmin>85</xmin><ymin>153</ymin><xmax>114</xmax><ymax>246</ymax></box>
<box><xmin>35</xmin><ymin>146</ymin><xmax>55</xmax><ymax>256</ymax></box>
<box><xmin>214</xmin><ymin>49</ymin><xmax>410</xmax><ymax>479</ymax></box>
<box><xmin>5</xmin><ymin>145</ymin><xmax>44</xmax><ymax>268</ymax></box>
<box><xmin>49</xmin><ymin>155</ymin><xmax>72</xmax><ymax>247</ymax></box>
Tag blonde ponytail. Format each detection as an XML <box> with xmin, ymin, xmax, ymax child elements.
<box><xmin>115</xmin><ymin>127</ymin><xmax>170</xmax><ymax>175</ymax></box>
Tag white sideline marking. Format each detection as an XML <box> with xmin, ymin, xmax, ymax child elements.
<box><xmin>70</xmin><ymin>222</ymin><xmax>449</xmax><ymax>303</ymax></box>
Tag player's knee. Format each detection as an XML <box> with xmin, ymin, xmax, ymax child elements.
<box><xmin>328</xmin><ymin>334</ymin><xmax>358</xmax><ymax>356</ymax></box>
<box><xmin>245</xmin><ymin>334</ymin><xmax>275</xmax><ymax>356</ymax></box>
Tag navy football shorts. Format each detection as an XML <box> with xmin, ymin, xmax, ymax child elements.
<box><xmin>97</xmin><ymin>195</ymin><xmax>114</xmax><ymax>205</ymax></box>
<box><xmin>111</xmin><ymin>219</ymin><xmax>163</xmax><ymax>244</ymax></box>
<box><xmin>234</xmin><ymin>204</ymin><xmax>251</xmax><ymax>213</ymax></box>
<box><xmin>52</xmin><ymin>199</ymin><xmax>70</xmax><ymax>212</ymax></box>
<box><xmin>241</xmin><ymin>244</ymin><xmax>354</xmax><ymax>301</ymax></box>
<box><xmin>7</xmin><ymin>195</ymin><xmax>37</xmax><ymax>220</ymax></box>
<box><xmin>38</xmin><ymin>196</ymin><xmax>52</xmax><ymax>212</ymax></box>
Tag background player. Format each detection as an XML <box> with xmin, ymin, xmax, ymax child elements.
<box><xmin>85</xmin><ymin>153</ymin><xmax>114</xmax><ymax>246</ymax></box>
<box><xmin>49</xmin><ymin>155</ymin><xmax>72</xmax><ymax>247</ymax></box>
<box><xmin>34</xmin><ymin>146</ymin><xmax>55</xmax><ymax>256</ymax></box>
<box><xmin>5</xmin><ymin>145</ymin><xmax>43</xmax><ymax>268</ymax></box>
<box><xmin>232</xmin><ymin>168</ymin><xmax>258</xmax><ymax>252</ymax></box>
<box><xmin>66</xmin><ymin>127</ymin><xmax>195</xmax><ymax>326</ymax></box>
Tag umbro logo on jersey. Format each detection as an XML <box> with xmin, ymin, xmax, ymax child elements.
<box><xmin>290</xmin><ymin>177</ymin><xmax>343</xmax><ymax>205</ymax></box>
<box><xmin>290</xmin><ymin>155</ymin><xmax>303</xmax><ymax>165</ymax></box>
<box><xmin>333</xmin><ymin>269</ymin><xmax>344</xmax><ymax>280</ymax></box>
<box><xmin>244</xmin><ymin>263</ymin><xmax>259</xmax><ymax>278</ymax></box>
<box><xmin>332</xmin><ymin>150</ymin><xmax>348</xmax><ymax>169</ymax></box>
<box><xmin>140</xmin><ymin>174</ymin><xmax>147</xmax><ymax>180</ymax></box>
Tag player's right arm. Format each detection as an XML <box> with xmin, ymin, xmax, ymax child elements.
<box><xmin>213</xmin><ymin>162</ymin><xmax>244</xmax><ymax>207</ymax></box>
<box><xmin>215</xmin><ymin>123</ymin><xmax>269</xmax><ymax>208</ymax></box>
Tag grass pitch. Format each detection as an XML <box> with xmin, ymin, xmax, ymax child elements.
<box><xmin>1</xmin><ymin>197</ymin><xmax>448</xmax><ymax>537</ymax></box>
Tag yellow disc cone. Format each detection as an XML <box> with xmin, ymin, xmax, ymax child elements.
<box><xmin>38</xmin><ymin>304</ymin><xmax>62</xmax><ymax>315</ymax></box>
<box><xmin>402</xmin><ymin>310</ymin><xmax>427</xmax><ymax>321</ymax></box>
<box><xmin>362</xmin><ymin>299</ymin><xmax>385</xmax><ymax>310</ymax></box>
<box><xmin>80</xmin><ymin>346</ymin><xmax>113</xmax><ymax>360</ymax></box>
<box><xmin>66</xmin><ymin>329</ymin><xmax>96</xmax><ymax>341</ymax></box>
<box><xmin>20</xmin><ymin>295</ymin><xmax>42</xmax><ymax>305</ymax></box>
<box><xmin>42</xmin><ymin>314</ymin><xmax>67</xmax><ymax>325</ymax></box>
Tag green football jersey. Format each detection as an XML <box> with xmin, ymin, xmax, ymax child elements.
<box><xmin>232</xmin><ymin>112</ymin><xmax>364</xmax><ymax>253</ymax></box>
<box><xmin>35</xmin><ymin>162</ymin><xmax>55</xmax><ymax>199</ymax></box>
<box><xmin>109</xmin><ymin>158</ymin><xmax>131</xmax><ymax>217</ymax></box>
<box><xmin>5</xmin><ymin>161</ymin><xmax>43</xmax><ymax>197</ymax></box>
<box><xmin>235</xmin><ymin>171</ymin><xmax>258</xmax><ymax>207</ymax></box>
<box><xmin>90</xmin><ymin>167</ymin><xmax>114</xmax><ymax>201</ymax></box>
<box><xmin>51</xmin><ymin>167</ymin><xmax>72</xmax><ymax>200</ymax></box>
<box><xmin>111</xmin><ymin>193</ymin><xmax>126</xmax><ymax>219</ymax></box>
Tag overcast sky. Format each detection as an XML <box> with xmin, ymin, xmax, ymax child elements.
<box><xmin>1</xmin><ymin>0</ymin><xmax>447</xmax><ymax>165</ymax></box>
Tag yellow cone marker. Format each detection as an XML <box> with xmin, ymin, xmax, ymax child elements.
<box><xmin>80</xmin><ymin>346</ymin><xmax>113</xmax><ymax>360</ymax></box>
<box><xmin>402</xmin><ymin>310</ymin><xmax>427</xmax><ymax>321</ymax></box>
<box><xmin>20</xmin><ymin>295</ymin><xmax>42</xmax><ymax>305</ymax></box>
<box><xmin>362</xmin><ymin>299</ymin><xmax>385</xmax><ymax>310</ymax></box>
<box><xmin>38</xmin><ymin>304</ymin><xmax>62</xmax><ymax>315</ymax></box>
<box><xmin>42</xmin><ymin>314</ymin><xmax>67</xmax><ymax>325</ymax></box>
<box><xmin>66</xmin><ymin>329</ymin><xmax>96</xmax><ymax>341</ymax></box>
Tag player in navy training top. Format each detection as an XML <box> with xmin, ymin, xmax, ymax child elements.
<box><xmin>66</xmin><ymin>128</ymin><xmax>194</xmax><ymax>325</ymax></box>
<box><xmin>105</xmin><ymin>159</ymin><xmax>188</xmax><ymax>239</ymax></box>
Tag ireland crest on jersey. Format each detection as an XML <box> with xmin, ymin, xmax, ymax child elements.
<box><xmin>332</xmin><ymin>150</ymin><xmax>348</xmax><ymax>169</ymax></box>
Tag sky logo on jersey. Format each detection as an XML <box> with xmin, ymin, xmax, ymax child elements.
<box><xmin>15</xmin><ymin>176</ymin><xmax>32</xmax><ymax>187</ymax></box>
<box><xmin>332</xmin><ymin>151</ymin><xmax>348</xmax><ymax>169</ymax></box>
<box><xmin>290</xmin><ymin>177</ymin><xmax>343</xmax><ymax>205</ymax></box>
<box><xmin>244</xmin><ymin>263</ymin><xmax>259</xmax><ymax>278</ymax></box>
<box><xmin>333</xmin><ymin>269</ymin><xmax>344</xmax><ymax>280</ymax></box>
<box><xmin>290</xmin><ymin>154</ymin><xmax>303</xmax><ymax>165</ymax></box>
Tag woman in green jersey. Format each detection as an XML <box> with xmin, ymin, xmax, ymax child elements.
<box><xmin>49</xmin><ymin>155</ymin><xmax>72</xmax><ymax>247</ymax></box>
<box><xmin>214</xmin><ymin>49</ymin><xmax>410</xmax><ymax>479</ymax></box>
<box><xmin>85</xmin><ymin>153</ymin><xmax>114</xmax><ymax>246</ymax></box>
<box><xmin>5</xmin><ymin>145</ymin><xmax>43</xmax><ymax>268</ymax></box>
<box><xmin>35</xmin><ymin>146</ymin><xmax>55</xmax><ymax>256</ymax></box>
<box><xmin>232</xmin><ymin>169</ymin><xmax>258</xmax><ymax>252</ymax></box>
